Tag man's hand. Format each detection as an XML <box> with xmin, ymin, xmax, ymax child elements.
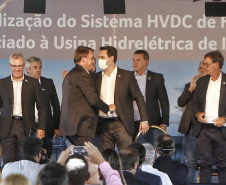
<box><xmin>196</xmin><ymin>112</ymin><xmax>207</xmax><ymax>123</ymax></box>
<box><xmin>84</xmin><ymin>141</ymin><xmax>106</xmax><ymax>165</ymax></box>
<box><xmin>213</xmin><ymin>117</ymin><xmax>225</xmax><ymax>127</ymax></box>
<box><xmin>159</xmin><ymin>124</ymin><xmax>166</xmax><ymax>131</ymax></box>
<box><xmin>62</xmin><ymin>69</ymin><xmax>68</xmax><ymax>78</ymax></box>
<box><xmin>54</xmin><ymin>129</ymin><xmax>59</xmax><ymax>138</ymax></box>
<box><xmin>188</xmin><ymin>75</ymin><xmax>199</xmax><ymax>92</ymax></box>
<box><xmin>139</xmin><ymin>122</ymin><xmax>149</xmax><ymax>135</ymax></box>
<box><xmin>37</xmin><ymin>129</ymin><xmax>45</xmax><ymax>139</ymax></box>
<box><xmin>57</xmin><ymin>145</ymin><xmax>74</xmax><ymax>165</ymax></box>
<box><xmin>109</xmin><ymin>104</ymin><xmax>116</xmax><ymax>114</ymax></box>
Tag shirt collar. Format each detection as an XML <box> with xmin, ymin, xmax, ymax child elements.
<box><xmin>11</xmin><ymin>74</ymin><xmax>24</xmax><ymax>82</ymax></box>
<box><xmin>210</xmin><ymin>72</ymin><xmax>222</xmax><ymax>81</ymax></box>
<box><xmin>134</xmin><ymin>69</ymin><xmax>147</xmax><ymax>76</ymax></box>
<box><xmin>102</xmin><ymin>66</ymin><xmax>118</xmax><ymax>77</ymax></box>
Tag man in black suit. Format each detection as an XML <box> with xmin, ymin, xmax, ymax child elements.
<box><xmin>177</xmin><ymin>60</ymin><xmax>206</xmax><ymax>183</ymax></box>
<box><xmin>192</xmin><ymin>50</ymin><xmax>226</xmax><ymax>183</ymax></box>
<box><xmin>25</xmin><ymin>56</ymin><xmax>61</xmax><ymax>158</ymax></box>
<box><xmin>93</xmin><ymin>46</ymin><xmax>149</xmax><ymax>151</ymax></box>
<box><xmin>119</xmin><ymin>147</ymin><xmax>149</xmax><ymax>185</ymax></box>
<box><xmin>132</xmin><ymin>50</ymin><xmax>169</xmax><ymax>139</ymax></box>
<box><xmin>59</xmin><ymin>46</ymin><xmax>115</xmax><ymax>146</ymax></box>
<box><xmin>0</xmin><ymin>53</ymin><xmax>46</xmax><ymax>165</ymax></box>
<box><xmin>153</xmin><ymin>134</ymin><xmax>188</xmax><ymax>185</ymax></box>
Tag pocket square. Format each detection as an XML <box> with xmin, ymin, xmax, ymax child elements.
<box><xmin>42</xmin><ymin>88</ymin><xmax>45</xmax><ymax>91</ymax></box>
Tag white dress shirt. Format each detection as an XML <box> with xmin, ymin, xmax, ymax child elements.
<box><xmin>205</xmin><ymin>73</ymin><xmax>222</xmax><ymax>123</ymax></box>
<box><xmin>99</xmin><ymin>66</ymin><xmax>118</xmax><ymax>118</ymax></box>
<box><xmin>133</xmin><ymin>70</ymin><xmax>147</xmax><ymax>121</ymax></box>
<box><xmin>11</xmin><ymin>75</ymin><xmax>24</xmax><ymax>117</ymax></box>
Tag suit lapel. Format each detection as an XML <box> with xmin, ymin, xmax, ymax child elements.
<box><xmin>40</xmin><ymin>77</ymin><xmax>46</xmax><ymax>92</ymax></box>
<box><xmin>95</xmin><ymin>72</ymin><xmax>102</xmax><ymax>96</ymax></box>
<box><xmin>219</xmin><ymin>73</ymin><xmax>226</xmax><ymax>108</ymax></box>
<box><xmin>200</xmin><ymin>76</ymin><xmax>210</xmax><ymax>105</ymax></box>
<box><xmin>21</xmin><ymin>75</ymin><xmax>29</xmax><ymax>105</ymax></box>
<box><xmin>115</xmin><ymin>68</ymin><xmax>122</xmax><ymax>96</ymax></box>
<box><xmin>8</xmin><ymin>77</ymin><xmax>14</xmax><ymax>103</ymax></box>
<box><xmin>145</xmin><ymin>70</ymin><xmax>152</xmax><ymax>98</ymax></box>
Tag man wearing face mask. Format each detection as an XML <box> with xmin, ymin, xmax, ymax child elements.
<box><xmin>93</xmin><ymin>46</ymin><xmax>149</xmax><ymax>151</ymax></box>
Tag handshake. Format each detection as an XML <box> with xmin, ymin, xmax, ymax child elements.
<box><xmin>109</xmin><ymin>104</ymin><xmax>116</xmax><ymax>114</ymax></box>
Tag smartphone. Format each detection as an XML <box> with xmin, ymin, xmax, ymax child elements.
<box><xmin>71</xmin><ymin>146</ymin><xmax>87</xmax><ymax>155</ymax></box>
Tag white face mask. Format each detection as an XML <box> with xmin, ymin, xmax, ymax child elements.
<box><xmin>98</xmin><ymin>59</ymin><xmax>111</xmax><ymax>70</ymax></box>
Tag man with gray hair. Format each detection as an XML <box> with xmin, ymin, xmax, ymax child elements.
<box><xmin>0</xmin><ymin>53</ymin><xmax>46</xmax><ymax>165</ymax></box>
<box><xmin>26</xmin><ymin>56</ymin><xmax>61</xmax><ymax>158</ymax></box>
<box><xmin>142</xmin><ymin>143</ymin><xmax>172</xmax><ymax>185</ymax></box>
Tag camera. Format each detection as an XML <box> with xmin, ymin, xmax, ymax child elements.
<box><xmin>71</xmin><ymin>146</ymin><xmax>87</xmax><ymax>155</ymax></box>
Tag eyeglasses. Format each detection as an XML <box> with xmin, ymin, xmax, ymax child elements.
<box><xmin>202</xmin><ymin>62</ymin><xmax>214</xmax><ymax>67</ymax></box>
<box><xmin>10</xmin><ymin>64</ymin><xmax>24</xmax><ymax>69</ymax></box>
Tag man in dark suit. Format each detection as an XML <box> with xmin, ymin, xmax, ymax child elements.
<box><xmin>132</xmin><ymin>50</ymin><xmax>169</xmax><ymax>139</ymax></box>
<box><xmin>93</xmin><ymin>46</ymin><xmax>149</xmax><ymax>151</ymax></box>
<box><xmin>129</xmin><ymin>142</ymin><xmax>162</xmax><ymax>185</ymax></box>
<box><xmin>0</xmin><ymin>53</ymin><xmax>46</xmax><ymax>165</ymax></box>
<box><xmin>119</xmin><ymin>147</ymin><xmax>149</xmax><ymax>185</ymax></box>
<box><xmin>177</xmin><ymin>60</ymin><xmax>206</xmax><ymax>183</ymax></box>
<box><xmin>192</xmin><ymin>50</ymin><xmax>226</xmax><ymax>183</ymax></box>
<box><xmin>25</xmin><ymin>56</ymin><xmax>61</xmax><ymax>158</ymax></box>
<box><xmin>153</xmin><ymin>134</ymin><xmax>188</xmax><ymax>185</ymax></box>
<box><xmin>59</xmin><ymin>46</ymin><xmax>115</xmax><ymax>146</ymax></box>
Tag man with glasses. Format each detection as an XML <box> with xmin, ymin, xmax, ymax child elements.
<box><xmin>193</xmin><ymin>50</ymin><xmax>226</xmax><ymax>183</ymax></box>
<box><xmin>0</xmin><ymin>53</ymin><xmax>46</xmax><ymax>165</ymax></box>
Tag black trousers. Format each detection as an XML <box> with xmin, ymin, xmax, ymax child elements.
<box><xmin>197</xmin><ymin>124</ymin><xmax>226</xmax><ymax>183</ymax></box>
<box><xmin>1</xmin><ymin>120</ymin><xmax>26</xmax><ymax>165</ymax></box>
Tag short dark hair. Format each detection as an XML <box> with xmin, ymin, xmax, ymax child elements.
<box><xmin>74</xmin><ymin>46</ymin><xmax>94</xmax><ymax>64</ymax></box>
<box><xmin>65</xmin><ymin>154</ymin><xmax>89</xmax><ymax>185</ymax></box>
<box><xmin>134</xmin><ymin>50</ymin><xmax>149</xmax><ymax>60</ymax></box>
<box><xmin>119</xmin><ymin>147</ymin><xmax>139</xmax><ymax>171</ymax></box>
<box><xmin>128</xmin><ymin>142</ymin><xmax>146</xmax><ymax>166</ymax></box>
<box><xmin>204</xmin><ymin>50</ymin><xmax>224</xmax><ymax>69</ymax></box>
<box><xmin>38</xmin><ymin>162</ymin><xmax>68</xmax><ymax>185</ymax></box>
<box><xmin>21</xmin><ymin>137</ymin><xmax>43</xmax><ymax>157</ymax></box>
<box><xmin>99</xmin><ymin>46</ymin><xmax>117</xmax><ymax>63</ymax></box>
<box><xmin>155</xmin><ymin>134</ymin><xmax>175</xmax><ymax>157</ymax></box>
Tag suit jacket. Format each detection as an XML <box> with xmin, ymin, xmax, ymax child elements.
<box><xmin>123</xmin><ymin>170</ymin><xmax>149</xmax><ymax>185</ymax></box>
<box><xmin>153</xmin><ymin>156</ymin><xmax>188</xmax><ymax>185</ymax></box>
<box><xmin>93</xmin><ymin>67</ymin><xmax>148</xmax><ymax>135</ymax></box>
<box><xmin>59</xmin><ymin>64</ymin><xmax>109</xmax><ymax>138</ymax></box>
<box><xmin>135</xmin><ymin>167</ymin><xmax>162</xmax><ymax>185</ymax></box>
<box><xmin>145</xmin><ymin>71</ymin><xmax>169</xmax><ymax>126</ymax></box>
<box><xmin>192</xmin><ymin>73</ymin><xmax>226</xmax><ymax>138</ymax></box>
<box><xmin>177</xmin><ymin>83</ymin><xmax>196</xmax><ymax>134</ymax></box>
<box><xmin>40</xmin><ymin>77</ymin><xmax>60</xmax><ymax>138</ymax></box>
<box><xmin>0</xmin><ymin>75</ymin><xmax>46</xmax><ymax>138</ymax></box>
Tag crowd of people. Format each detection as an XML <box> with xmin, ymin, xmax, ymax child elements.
<box><xmin>0</xmin><ymin>46</ymin><xmax>226</xmax><ymax>184</ymax></box>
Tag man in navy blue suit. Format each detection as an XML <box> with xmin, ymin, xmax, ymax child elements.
<box><xmin>119</xmin><ymin>147</ymin><xmax>149</xmax><ymax>185</ymax></box>
<box><xmin>129</xmin><ymin>142</ymin><xmax>162</xmax><ymax>185</ymax></box>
